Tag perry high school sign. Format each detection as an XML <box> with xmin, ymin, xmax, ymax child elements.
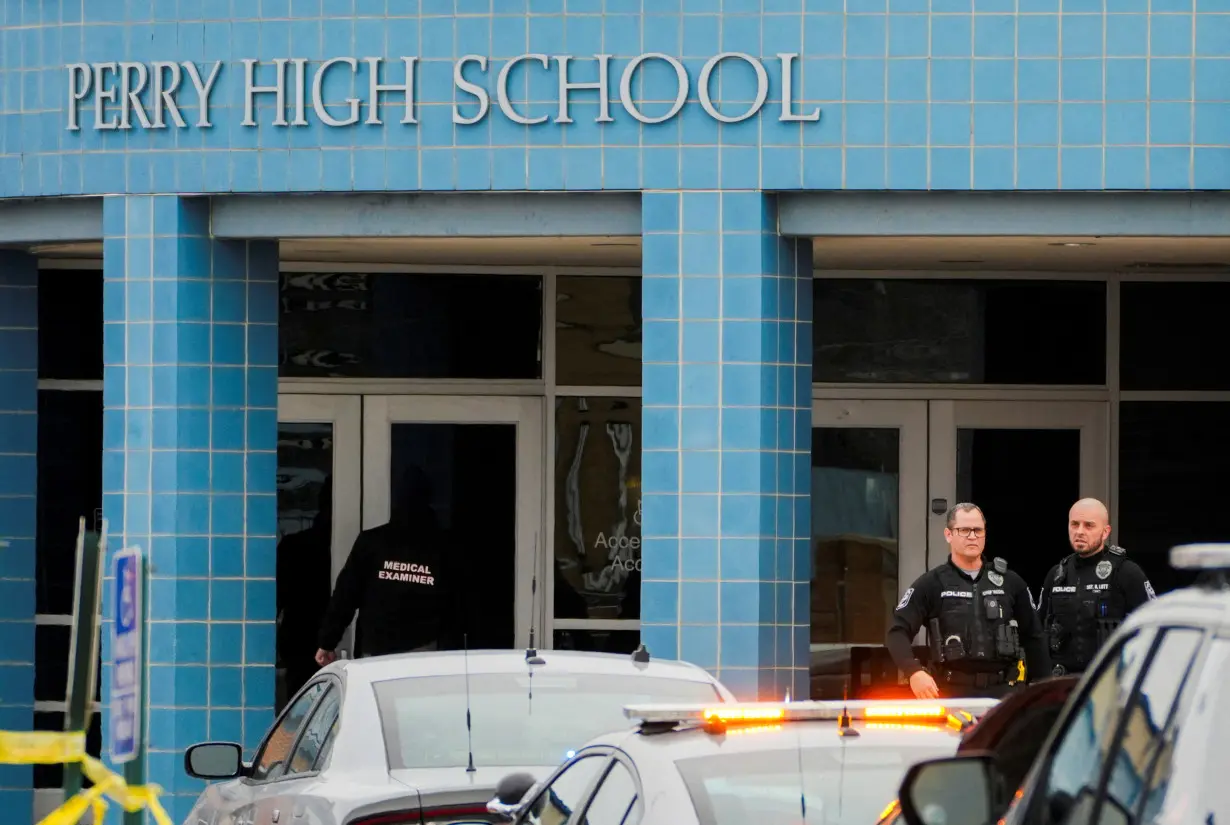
<box><xmin>64</xmin><ymin>53</ymin><xmax>821</xmax><ymax>132</ymax></box>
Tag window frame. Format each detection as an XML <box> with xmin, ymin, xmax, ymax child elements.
<box><xmin>245</xmin><ymin>676</ymin><xmax>337</xmax><ymax>785</ymax></box>
<box><xmin>573</xmin><ymin>748</ymin><xmax>644</xmax><ymax>825</ymax></box>
<box><xmin>513</xmin><ymin>746</ymin><xmax>616</xmax><ymax>825</ymax></box>
<box><xmin>282</xmin><ymin>680</ymin><xmax>345</xmax><ymax>781</ymax></box>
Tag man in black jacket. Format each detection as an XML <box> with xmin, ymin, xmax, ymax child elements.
<box><xmin>315</xmin><ymin>467</ymin><xmax>455</xmax><ymax>663</ymax></box>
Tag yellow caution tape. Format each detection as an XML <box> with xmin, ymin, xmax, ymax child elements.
<box><xmin>0</xmin><ymin>731</ymin><xmax>173</xmax><ymax>825</ymax></box>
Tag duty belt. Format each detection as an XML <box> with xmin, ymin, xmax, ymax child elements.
<box><xmin>941</xmin><ymin>669</ymin><xmax>1009</xmax><ymax>688</ymax></box>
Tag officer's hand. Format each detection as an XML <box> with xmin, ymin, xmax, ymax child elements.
<box><xmin>315</xmin><ymin>648</ymin><xmax>337</xmax><ymax>666</ymax></box>
<box><xmin>909</xmin><ymin>670</ymin><xmax>940</xmax><ymax>700</ymax></box>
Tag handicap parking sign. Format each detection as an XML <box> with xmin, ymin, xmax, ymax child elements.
<box><xmin>110</xmin><ymin>548</ymin><xmax>143</xmax><ymax>764</ymax></box>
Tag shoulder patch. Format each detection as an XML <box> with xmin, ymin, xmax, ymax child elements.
<box><xmin>1108</xmin><ymin>544</ymin><xmax>1126</xmax><ymax>556</ymax></box>
<box><xmin>992</xmin><ymin>556</ymin><xmax>1008</xmax><ymax>574</ymax></box>
<box><xmin>1144</xmin><ymin>581</ymin><xmax>1156</xmax><ymax>600</ymax></box>
<box><xmin>896</xmin><ymin>588</ymin><xmax>914</xmax><ymax>610</ymax></box>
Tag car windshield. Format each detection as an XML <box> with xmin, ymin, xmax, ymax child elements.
<box><xmin>372</xmin><ymin>671</ymin><xmax>724</xmax><ymax>769</ymax></box>
<box><xmin>675</xmin><ymin>743</ymin><xmax>957</xmax><ymax>825</ymax></box>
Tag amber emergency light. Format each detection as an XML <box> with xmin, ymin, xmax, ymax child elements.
<box><xmin>623</xmin><ymin>698</ymin><xmax>1000</xmax><ymax>733</ymax></box>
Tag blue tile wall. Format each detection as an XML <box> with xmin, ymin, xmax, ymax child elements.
<box><xmin>640</xmin><ymin>192</ymin><xmax>812</xmax><ymax>702</ymax></box>
<box><xmin>101</xmin><ymin>196</ymin><xmax>278</xmax><ymax>825</ymax></box>
<box><xmin>4</xmin><ymin>2</ymin><xmax>1230</xmax><ymax>196</ymax></box>
<box><xmin>0</xmin><ymin>251</ymin><xmax>36</xmax><ymax>818</ymax></box>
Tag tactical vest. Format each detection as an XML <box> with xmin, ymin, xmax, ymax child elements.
<box><xmin>932</xmin><ymin>558</ymin><xmax>1022</xmax><ymax>671</ymax></box>
<box><xmin>1045</xmin><ymin>546</ymin><xmax>1129</xmax><ymax>674</ymax></box>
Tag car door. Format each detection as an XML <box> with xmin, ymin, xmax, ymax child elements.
<box><xmin>222</xmin><ymin>680</ymin><xmax>330</xmax><ymax>825</ymax></box>
<box><xmin>572</xmin><ymin>752</ymin><xmax>644</xmax><ymax>825</ymax></box>
<box><xmin>252</xmin><ymin>680</ymin><xmax>344</xmax><ymax>825</ymax></box>
<box><xmin>1004</xmin><ymin>624</ymin><xmax>1208</xmax><ymax>825</ymax></box>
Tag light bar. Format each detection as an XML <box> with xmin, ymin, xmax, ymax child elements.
<box><xmin>624</xmin><ymin>698</ymin><xmax>1000</xmax><ymax>729</ymax></box>
<box><xmin>1170</xmin><ymin>543</ymin><xmax>1230</xmax><ymax>572</ymax></box>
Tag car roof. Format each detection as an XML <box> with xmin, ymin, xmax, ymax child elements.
<box><xmin>319</xmin><ymin>648</ymin><xmax>728</xmax><ymax>689</ymax></box>
<box><xmin>1119</xmin><ymin>577</ymin><xmax>1230</xmax><ymax>636</ymax></box>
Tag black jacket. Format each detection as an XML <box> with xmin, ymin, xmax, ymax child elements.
<box><xmin>886</xmin><ymin>557</ymin><xmax>1051</xmax><ymax>682</ymax></box>
<box><xmin>316</xmin><ymin>506</ymin><xmax>455</xmax><ymax>657</ymax></box>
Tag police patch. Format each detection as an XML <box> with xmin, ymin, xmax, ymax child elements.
<box><xmin>1145</xmin><ymin>581</ymin><xmax>1156</xmax><ymax>600</ymax></box>
<box><xmin>988</xmin><ymin>571</ymin><xmax>1004</xmax><ymax>587</ymax></box>
<box><xmin>1095</xmin><ymin>560</ymin><xmax>1112</xmax><ymax>580</ymax></box>
<box><xmin>896</xmin><ymin>588</ymin><xmax>914</xmax><ymax>610</ymax></box>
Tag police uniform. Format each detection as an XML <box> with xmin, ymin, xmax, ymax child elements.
<box><xmin>1037</xmin><ymin>544</ymin><xmax>1156</xmax><ymax>676</ymax></box>
<box><xmin>886</xmin><ymin>557</ymin><xmax>1052</xmax><ymax>697</ymax></box>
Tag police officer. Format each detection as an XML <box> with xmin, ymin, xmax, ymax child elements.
<box><xmin>886</xmin><ymin>503</ymin><xmax>1051</xmax><ymax>699</ymax></box>
<box><xmin>1037</xmin><ymin>497</ymin><xmax>1156</xmax><ymax>676</ymax></box>
<box><xmin>315</xmin><ymin>467</ymin><xmax>456</xmax><ymax>663</ymax></box>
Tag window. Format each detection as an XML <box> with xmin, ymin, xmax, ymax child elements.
<box><xmin>553</xmin><ymin>397</ymin><xmax>642</xmax><ymax>641</ymax></box>
<box><xmin>371</xmin><ymin>672</ymin><xmax>722</xmax><ymax>770</ymax></box>
<box><xmin>1120</xmin><ymin>282</ymin><xmax>1230</xmax><ymax>391</ymax></box>
<box><xmin>1098</xmin><ymin>628</ymin><xmax>1203</xmax><ymax>825</ymax></box>
<box><xmin>251</xmin><ymin>681</ymin><xmax>326</xmax><ymax>782</ymax></box>
<box><xmin>583</xmin><ymin>760</ymin><xmax>641</xmax><ymax>825</ymax></box>
<box><xmin>1029</xmin><ymin>629</ymin><xmax>1154</xmax><ymax>825</ymax></box>
<box><xmin>523</xmin><ymin>753</ymin><xmax>609</xmax><ymax>825</ymax></box>
<box><xmin>812</xmin><ymin>279</ymin><xmax>1106</xmax><ymax>384</ymax></box>
<box><xmin>555</xmin><ymin>275</ymin><xmax>641</xmax><ymax>387</ymax></box>
<box><xmin>37</xmin><ymin>269</ymin><xmax>102</xmax><ymax>381</ymax></box>
<box><xmin>286</xmin><ymin>685</ymin><xmax>341</xmax><ymax>776</ymax></box>
<box><xmin>278</xmin><ymin>272</ymin><xmax>542</xmax><ymax>379</ymax></box>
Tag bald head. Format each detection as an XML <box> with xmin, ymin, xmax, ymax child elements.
<box><xmin>1069</xmin><ymin>498</ymin><xmax>1111</xmax><ymax>555</ymax></box>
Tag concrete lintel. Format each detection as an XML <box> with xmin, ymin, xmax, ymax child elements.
<box><xmin>0</xmin><ymin>198</ymin><xmax>103</xmax><ymax>244</ymax></box>
<box><xmin>210</xmin><ymin>192</ymin><xmax>643</xmax><ymax>239</ymax></box>
<box><xmin>778</xmin><ymin>191</ymin><xmax>1230</xmax><ymax>237</ymax></box>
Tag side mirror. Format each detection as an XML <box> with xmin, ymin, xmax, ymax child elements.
<box><xmin>899</xmin><ymin>754</ymin><xmax>1000</xmax><ymax>825</ymax></box>
<box><xmin>184</xmin><ymin>742</ymin><xmax>245</xmax><ymax>780</ymax></box>
<box><xmin>486</xmin><ymin>772</ymin><xmax>538</xmax><ymax>820</ymax></box>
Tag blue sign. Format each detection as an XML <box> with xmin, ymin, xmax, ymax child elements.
<box><xmin>109</xmin><ymin>547</ymin><xmax>143</xmax><ymax>764</ymax></box>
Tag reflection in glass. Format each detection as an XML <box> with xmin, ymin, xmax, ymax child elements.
<box><xmin>810</xmin><ymin>427</ymin><xmax>899</xmax><ymax>699</ymax></box>
<box><xmin>812</xmin><ymin>279</ymin><xmax>1105</xmax><ymax>384</ymax></box>
<box><xmin>552</xmin><ymin>629</ymin><xmax>642</xmax><ymax>655</ymax></box>
<box><xmin>554</xmin><ymin>397</ymin><xmax>642</xmax><ymax>622</ymax></box>
<box><xmin>956</xmin><ymin>428</ymin><xmax>1080</xmax><ymax>595</ymax></box>
<box><xmin>389</xmin><ymin>423</ymin><xmax>517</xmax><ymax>650</ymax></box>
<box><xmin>278</xmin><ymin>272</ymin><xmax>542</xmax><ymax>379</ymax></box>
<box><xmin>555</xmin><ymin>275</ymin><xmax>642</xmax><ymax>386</ymax></box>
<box><xmin>276</xmin><ymin>423</ymin><xmax>334</xmax><ymax>710</ymax></box>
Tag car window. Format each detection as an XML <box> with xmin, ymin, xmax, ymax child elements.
<box><xmin>1096</xmin><ymin>628</ymin><xmax>1203</xmax><ymax>825</ymax></box>
<box><xmin>519</xmin><ymin>753</ymin><xmax>609</xmax><ymax>825</ymax></box>
<box><xmin>582</xmin><ymin>759</ymin><xmax>641</xmax><ymax>825</ymax></box>
<box><xmin>676</xmin><ymin>743</ymin><xmax>958</xmax><ymax>825</ymax></box>
<box><xmin>1139</xmin><ymin>636</ymin><xmax>1230</xmax><ymax>824</ymax></box>
<box><xmin>1029</xmin><ymin>629</ymin><xmax>1154</xmax><ymax>825</ymax></box>
<box><xmin>313</xmin><ymin>715</ymin><xmax>340</xmax><ymax>772</ymax></box>
<box><xmin>286</xmin><ymin>685</ymin><xmax>342</xmax><ymax>776</ymax></box>
<box><xmin>251</xmin><ymin>681</ymin><xmax>327</xmax><ymax>782</ymax></box>
<box><xmin>372</xmin><ymin>672</ymin><xmax>723</xmax><ymax>769</ymax></box>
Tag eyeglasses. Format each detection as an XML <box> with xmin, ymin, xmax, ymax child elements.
<box><xmin>952</xmin><ymin>527</ymin><xmax>986</xmax><ymax>538</ymax></box>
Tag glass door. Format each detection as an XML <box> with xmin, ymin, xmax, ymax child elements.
<box><xmin>276</xmin><ymin>394</ymin><xmax>362</xmax><ymax>708</ymax></box>
<box><xmin>928</xmin><ymin>400</ymin><xmax>1110</xmax><ymax>594</ymax></box>
<box><xmin>363</xmin><ymin>396</ymin><xmax>545</xmax><ymax>652</ymax></box>
<box><xmin>810</xmin><ymin>400</ymin><xmax>928</xmax><ymax>699</ymax></box>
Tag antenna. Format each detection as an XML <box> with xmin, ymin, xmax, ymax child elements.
<box><xmin>525</xmin><ymin>531</ymin><xmax>545</xmax><ymax>665</ymax></box>
<box><xmin>463</xmin><ymin>633</ymin><xmax>475</xmax><ymax>773</ymax></box>
<box><xmin>837</xmin><ymin>681</ymin><xmax>859</xmax><ymax>738</ymax></box>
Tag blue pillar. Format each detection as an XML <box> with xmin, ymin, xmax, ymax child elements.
<box><xmin>639</xmin><ymin>192</ymin><xmax>813</xmax><ymax>702</ymax></box>
<box><xmin>0</xmin><ymin>252</ymin><xmax>37</xmax><ymax>816</ymax></box>
<box><xmin>101</xmin><ymin>196</ymin><xmax>279</xmax><ymax>824</ymax></box>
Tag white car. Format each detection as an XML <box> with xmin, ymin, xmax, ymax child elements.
<box><xmin>180</xmin><ymin>647</ymin><xmax>735</xmax><ymax>825</ymax></box>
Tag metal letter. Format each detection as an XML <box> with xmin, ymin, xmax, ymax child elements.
<box><xmin>66</xmin><ymin>64</ymin><xmax>92</xmax><ymax>131</ymax></box>
<box><xmin>554</xmin><ymin>54</ymin><xmax>613</xmax><ymax>124</ymax></box>
<box><xmin>290</xmin><ymin>58</ymin><xmax>309</xmax><ymax>126</ymax></box>
<box><xmin>92</xmin><ymin>63</ymin><xmax>119</xmax><ymax>130</ymax></box>
<box><xmin>778</xmin><ymin>53</ymin><xmax>819</xmax><ymax>122</ymax></box>
<box><xmin>150</xmin><ymin>62</ymin><xmax>187</xmax><ymax>128</ymax></box>
<box><xmin>453</xmin><ymin>55</ymin><xmax>490</xmax><ymax>125</ymax></box>
<box><xmin>184</xmin><ymin>61</ymin><xmax>223</xmax><ymax>128</ymax></box>
<box><xmin>496</xmin><ymin>54</ymin><xmax>548</xmax><ymax>125</ymax></box>
<box><xmin>619</xmin><ymin>54</ymin><xmax>687</xmax><ymax>125</ymax></box>
<box><xmin>242</xmin><ymin>58</ymin><xmax>288</xmax><ymax>127</ymax></box>
<box><xmin>365</xmin><ymin>57</ymin><xmax>417</xmax><ymax>125</ymax></box>
<box><xmin>118</xmin><ymin>62</ymin><xmax>152</xmax><ymax>130</ymax></box>
<box><xmin>312</xmin><ymin>57</ymin><xmax>361</xmax><ymax>127</ymax></box>
<box><xmin>698</xmin><ymin>53</ymin><xmax>768</xmax><ymax>123</ymax></box>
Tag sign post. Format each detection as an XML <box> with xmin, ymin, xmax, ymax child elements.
<box><xmin>62</xmin><ymin>517</ymin><xmax>106</xmax><ymax>802</ymax></box>
<box><xmin>110</xmin><ymin>545</ymin><xmax>148</xmax><ymax>825</ymax></box>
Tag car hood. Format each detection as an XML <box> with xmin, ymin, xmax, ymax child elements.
<box><xmin>389</xmin><ymin>764</ymin><xmax>555</xmax><ymax>797</ymax></box>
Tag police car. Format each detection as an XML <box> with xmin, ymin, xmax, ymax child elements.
<box><xmin>895</xmin><ymin>543</ymin><xmax>1230</xmax><ymax>825</ymax></box>
<box><xmin>484</xmin><ymin>697</ymin><xmax>1001</xmax><ymax>825</ymax></box>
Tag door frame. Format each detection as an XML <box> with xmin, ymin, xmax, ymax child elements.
<box><xmin>362</xmin><ymin>395</ymin><xmax>546</xmax><ymax>650</ymax></box>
